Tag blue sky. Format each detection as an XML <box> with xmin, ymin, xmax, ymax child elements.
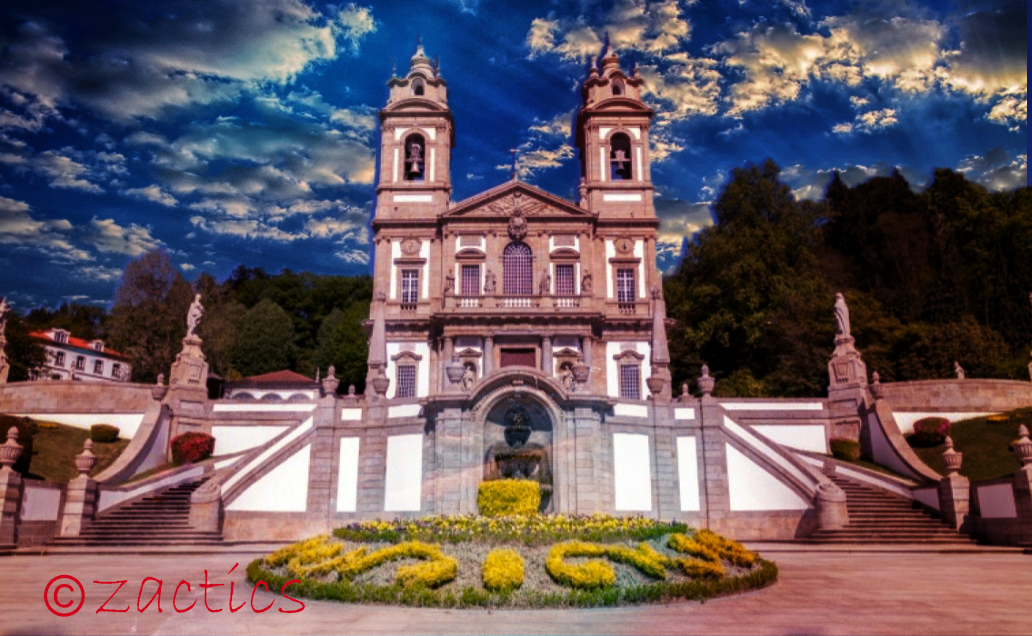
<box><xmin>0</xmin><ymin>0</ymin><xmax>1026</xmax><ymax>309</ymax></box>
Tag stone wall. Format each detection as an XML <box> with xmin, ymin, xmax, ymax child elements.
<box><xmin>881</xmin><ymin>379</ymin><xmax>1032</xmax><ymax>413</ymax></box>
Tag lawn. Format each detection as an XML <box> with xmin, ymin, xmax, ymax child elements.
<box><xmin>0</xmin><ymin>414</ymin><xmax>131</xmax><ymax>482</ymax></box>
<box><xmin>909</xmin><ymin>408</ymin><xmax>1031</xmax><ymax>481</ymax></box>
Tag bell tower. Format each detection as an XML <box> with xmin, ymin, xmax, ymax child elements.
<box><xmin>575</xmin><ymin>36</ymin><xmax>655</xmax><ymax>220</ymax></box>
<box><xmin>375</xmin><ymin>39</ymin><xmax>454</xmax><ymax>220</ymax></box>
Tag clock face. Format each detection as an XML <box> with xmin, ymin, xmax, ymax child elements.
<box><xmin>616</xmin><ymin>238</ymin><xmax>633</xmax><ymax>254</ymax></box>
<box><xmin>401</xmin><ymin>238</ymin><xmax>421</xmax><ymax>256</ymax></box>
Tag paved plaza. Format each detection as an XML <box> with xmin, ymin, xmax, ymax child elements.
<box><xmin>2</xmin><ymin>547</ymin><xmax>1028</xmax><ymax>635</ymax></box>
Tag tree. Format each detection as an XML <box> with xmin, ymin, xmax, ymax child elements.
<box><xmin>3</xmin><ymin>312</ymin><xmax>46</xmax><ymax>382</ymax></box>
<box><xmin>107</xmin><ymin>249</ymin><xmax>192</xmax><ymax>382</ymax></box>
<box><xmin>314</xmin><ymin>305</ymin><xmax>370</xmax><ymax>394</ymax></box>
<box><xmin>231</xmin><ymin>298</ymin><xmax>297</xmax><ymax>377</ymax></box>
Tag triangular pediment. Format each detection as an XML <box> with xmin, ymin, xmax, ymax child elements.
<box><xmin>443</xmin><ymin>180</ymin><xmax>594</xmax><ymax>220</ymax></box>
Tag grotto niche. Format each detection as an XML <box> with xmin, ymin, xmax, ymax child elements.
<box><xmin>483</xmin><ymin>395</ymin><xmax>554</xmax><ymax>512</ymax></box>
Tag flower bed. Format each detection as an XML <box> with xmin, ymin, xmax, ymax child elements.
<box><xmin>250</xmin><ymin>516</ymin><xmax>777</xmax><ymax>609</ymax></box>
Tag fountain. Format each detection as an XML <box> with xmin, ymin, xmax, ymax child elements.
<box><xmin>483</xmin><ymin>398</ymin><xmax>553</xmax><ymax>512</ymax></box>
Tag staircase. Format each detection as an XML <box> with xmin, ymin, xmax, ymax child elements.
<box><xmin>50</xmin><ymin>479</ymin><xmax>223</xmax><ymax>547</ymax></box>
<box><xmin>808</xmin><ymin>474</ymin><xmax>976</xmax><ymax>545</ymax></box>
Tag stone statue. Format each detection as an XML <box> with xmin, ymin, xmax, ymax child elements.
<box><xmin>0</xmin><ymin>296</ymin><xmax>8</xmax><ymax>338</ymax></box>
<box><xmin>444</xmin><ymin>271</ymin><xmax>455</xmax><ymax>296</ymax></box>
<box><xmin>186</xmin><ymin>294</ymin><xmax>204</xmax><ymax>339</ymax></box>
<box><xmin>834</xmin><ymin>293</ymin><xmax>850</xmax><ymax>337</ymax></box>
<box><xmin>954</xmin><ymin>361</ymin><xmax>965</xmax><ymax>380</ymax></box>
<box><xmin>539</xmin><ymin>272</ymin><xmax>551</xmax><ymax>296</ymax></box>
<box><xmin>484</xmin><ymin>270</ymin><xmax>496</xmax><ymax>295</ymax></box>
<box><xmin>558</xmin><ymin>364</ymin><xmax>574</xmax><ymax>392</ymax></box>
<box><xmin>581</xmin><ymin>274</ymin><xmax>592</xmax><ymax>294</ymax></box>
<box><xmin>461</xmin><ymin>364</ymin><xmax>476</xmax><ymax>392</ymax></box>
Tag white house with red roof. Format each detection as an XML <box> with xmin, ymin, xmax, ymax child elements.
<box><xmin>29</xmin><ymin>328</ymin><xmax>132</xmax><ymax>383</ymax></box>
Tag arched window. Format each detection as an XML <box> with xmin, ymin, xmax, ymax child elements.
<box><xmin>610</xmin><ymin>133</ymin><xmax>632</xmax><ymax>180</ymax></box>
<box><xmin>502</xmin><ymin>242</ymin><xmax>533</xmax><ymax>296</ymax></box>
<box><xmin>412</xmin><ymin>80</ymin><xmax>425</xmax><ymax>96</ymax></box>
<box><xmin>612</xmin><ymin>80</ymin><xmax>624</xmax><ymax>96</ymax></box>
<box><xmin>404</xmin><ymin>133</ymin><xmax>425</xmax><ymax>181</ymax></box>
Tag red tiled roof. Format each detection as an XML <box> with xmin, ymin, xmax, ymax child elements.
<box><xmin>242</xmin><ymin>370</ymin><xmax>316</xmax><ymax>385</ymax></box>
<box><xmin>29</xmin><ymin>331</ymin><xmax>128</xmax><ymax>360</ymax></box>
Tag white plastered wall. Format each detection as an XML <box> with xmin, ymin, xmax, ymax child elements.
<box><xmin>613</xmin><ymin>433</ymin><xmax>652</xmax><ymax>511</ymax></box>
<box><xmin>725</xmin><ymin>444</ymin><xmax>809</xmax><ymax>511</ymax></box>
<box><xmin>384</xmin><ymin>434</ymin><xmax>423</xmax><ymax>511</ymax></box>
<box><xmin>676</xmin><ymin>436</ymin><xmax>701</xmax><ymax>511</ymax></box>
<box><xmin>336</xmin><ymin>437</ymin><xmax>360</xmax><ymax>512</ymax></box>
<box><xmin>211</xmin><ymin>426</ymin><xmax>288</xmax><ymax>456</ymax></box>
<box><xmin>226</xmin><ymin>444</ymin><xmax>311</xmax><ymax>512</ymax></box>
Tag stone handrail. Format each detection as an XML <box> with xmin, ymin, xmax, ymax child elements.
<box><xmin>93</xmin><ymin>400</ymin><xmax>170</xmax><ymax>486</ymax></box>
<box><xmin>865</xmin><ymin>398</ymin><xmax>942</xmax><ymax>483</ymax></box>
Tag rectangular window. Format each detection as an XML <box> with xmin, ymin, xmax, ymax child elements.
<box><xmin>54</xmin><ymin>351</ymin><xmax>65</xmax><ymax>367</ymax></box>
<box><xmin>500</xmin><ymin>349</ymin><xmax>536</xmax><ymax>368</ymax></box>
<box><xmin>53</xmin><ymin>331</ymin><xmax>68</xmax><ymax>344</ymax></box>
<box><xmin>112</xmin><ymin>363</ymin><xmax>121</xmax><ymax>378</ymax></box>
<box><xmin>555</xmin><ymin>264</ymin><xmax>575</xmax><ymax>296</ymax></box>
<box><xmin>616</xmin><ymin>269</ymin><xmax>636</xmax><ymax>303</ymax></box>
<box><xmin>461</xmin><ymin>264</ymin><xmax>480</xmax><ymax>296</ymax></box>
<box><xmin>619</xmin><ymin>364</ymin><xmax>641</xmax><ymax>399</ymax></box>
<box><xmin>400</xmin><ymin>269</ymin><xmax>420</xmax><ymax>304</ymax></box>
<box><xmin>93</xmin><ymin>360</ymin><xmax>104</xmax><ymax>375</ymax></box>
<box><xmin>396</xmin><ymin>365</ymin><xmax>417</xmax><ymax>398</ymax></box>
<box><xmin>74</xmin><ymin>356</ymin><xmax>86</xmax><ymax>371</ymax></box>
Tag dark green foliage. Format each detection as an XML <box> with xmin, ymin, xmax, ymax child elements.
<box><xmin>829</xmin><ymin>438</ymin><xmax>861</xmax><ymax>462</ymax></box>
<box><xmin>2</xmin><ymin>313</ymin><xmax>46</xmax><ymax>382</ymax></box>
<box><xmin>0</xmin><ymin>414</ymin><xmax>34</xmax><ymax>476</ymax></box>
<box><xmin>89</xmin><ymin>424</ymin><xmax>120</xmax><ymax>443</ymax></box>
<box><xmin>24</xmin><ymin>303</ymin><xmax>107</xmax><ymax>342</ymax></box>
<box><xmin>315</xmin><ymin>305</ymin><xmax>370</xmax><ymax>395</ymax></box>
<box><xmin>231</xmin><ymin>298</ymin><xmax>298</xmax><ymax>377</ymax></box>
<box><xmin>665</xmin><ymin>161</ymin><xmax>1032</xmax><ymax>396</ymax></box>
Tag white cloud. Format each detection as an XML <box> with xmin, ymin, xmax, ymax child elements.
<box><xmin>832</xmin><ymin>108</ymin><xmax>899</xmax><ymax>135</ymax></box>
<box><xmin>334</xmin><ymin>4</ymin><xmax>377</xmax><ymax>53</ymax></box>
<box><xmin>88</xmin><ymin>217</ymin><xmax>165</xmax><ymax>256</ymax></box>
<box><xmin>123</xmin><ymin>185</ymin><xmax>178</xmax><ymax>207</ymax></box>
<box><xmin>0</xmin><ymin>195</ymin><xmax>90</xmax><ymax>262</ymax></box>
<box><xmin>334</xmin><ymin>248</ymin><xmax>370</xmax><ymax>264</ymax></box>
<box><xmin>638</xmin><ymin>54</ymin><xmax>722</xmax><ymax>121</ymax></box>
<box><xmin>782</xmin><ymin>162</ymin><xmax>928</xmax><ymax>200</ymax></box>
<box><xmin>180</xmin><ymin>263</ymin><xmax>195</xmax><ymax>272</ymax></box>
<box><xmin>528</xmin><ymin>110</ymin><xmax>574</xmax><ymax>138</ymax></box>
<box><xmin>527</xmin><ymin>18</ymin><xmax>559</xmax><ymax>57</ymax></box>
<box><xmin>75</xmin><ymin>265</ymin><xmax>122</xmax><ymax>282</ymax></box>
<box><xmin>985</xmin><ymin>87</ymin><xmax>1027</xmax><ymax>131</ymax></box>
<box><xmin>655</xmin><ymin>198</ymin><xmax>713</xmax><ymax>244</ymax></box>
<box><xmin>957</xmin><ymin>147</ymin><xmax>1027</xmax><ymax>191</ymax></box>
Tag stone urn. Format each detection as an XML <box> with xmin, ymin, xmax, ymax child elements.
<box><xmin>75</xmin><ymin>439</ymin><xmax>98</xmax><ymax>476</ymax></box>
<box><xmin>0</xmin><ymin>427</ymin><xmax>23</xmax><ymax>471</ymax></box>
<box><xmin>445</xmin><ymin>357</ymin><xmax>465</xmax><ymax>385</ymax></box>
<box><xmin>646</xmin><ymin>374</ymin><xmax>665</xmax><ymax>396</ymax></box>
<box><xmin>697</xmin><ymin>364</ymin><xmax>715</xmax><ymax>397</ymax></box>
<box><xmin>941</xmin><ymin>436</ymin><xmax>963</xmax><ymax>475</ymax></box>
<box><xmin>869</xmin><ymin>371</ymin><xmax>884</xmax><ymax>400</ymax></box>
<box><xmin>151</xmin><ymin>373</ymin><xmax>168</xmax><ymax>400</ymax></box>
<box><xmin>370</xmin><ymin>370</ymin><xmax>390</xmax><ymax>398</ymax></box>
<box><xmin>1013</xmin><ymin>425</ymin><xmax>1032</xmax><ymax>467</ymax></box>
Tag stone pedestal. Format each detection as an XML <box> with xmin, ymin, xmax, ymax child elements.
<box><xmin>815</xmin><ymin>481</ymin><xmax>848</xmax><ymax>530</ymax></box>
<box><xmin>188</xmin><ymin>479</ymin><xmax>222</xmax><ymax>533</ymax></box>
<box><xmin>169</xmin><ymin>335</ymin><xmax>209</xmax><ymax>389</ymax></box>
<box><xmin>0</xmin><ymin>469</ymin><xmax>22</xmax><ymax>547</ymax></box>
<box><xmin>60</xmin><ymin>475</ymin><xmax>98</xmax><ymax>537</ymax></box>
<box><xmin>828</xmin><ymin>335</ymin><xmax>868</xmax><ymax>443</ymax></box>
<box><xmin>938</xmin><ymin>473</ymin><xmax>970</xmax><ymax>530</ymax></box>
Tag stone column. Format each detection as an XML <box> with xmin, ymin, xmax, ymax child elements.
<box><xmin>441</xmin><ymin>337</ymin><xmax>454</xmax><ymax>393</ymax></box>
<box><xmin>483</xmin><ymin>336</ymin><xmax>494</xmax><ymax>375</ymax></box>
<box><xmin>60</xmin><ymin>440</ymin><xmax>99</xmax><ymax>538</ymax></box>
<box><xmin>542</xmin><ymin>336</ymin><xmax>552</xmax><ymax>375</ymax></box>
<box><xmin>937</xmin><ymin>436</ymin><xmax>969</xmax><ymax>530</ymax></box>
<box><xmin>581</xmin><ymin>336</ymin><xmax>593</xmax><ymax>393</ymax></box>
<box><xmin>0</xmin><ymin>427</ymin><xmax>24</xmax><ymax>548</ymax></box>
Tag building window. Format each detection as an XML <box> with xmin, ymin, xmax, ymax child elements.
<box><xmin>461</xmin><ymin>264</ymin><xmax>480</xmax><ymax>296</ymax></box>
<box><xmin>396</xmin><ymin>364</ymin><xmax>417</xmax><ymax>398</ymax></box>
<box><xmin>74</xmin><ymin>356</ymin><xmax>86</xmax><ymax>371</ymax></box>
<box><xmin>93</xmin><ymin>360</ymin><xmax>104</xmax><ymax>375</ymax></box>
<box><xmin>555</xmin><ymin>264</ymin><xmax>575</xmax><ymax>296</ymax></box>
<box><xmin>500</xmin><ymin>349</ymin><xmax>536</xmax><ymax>368</ymax></box>
<box><xmin>610</xmin><ymin>133</ymin><xmax>633</xmax><ymax>180</ymax></box>
<box><xmin>503</xmin><ymin>242</ymin><xmax>533</xmax><ymax>296</ymax></box>
<box><xmin>616</xmin><ymin>268</ymin><xmax>636</xmax><ymax>302</ymax></box>
<box><xmin>619</xmin><ymin>364</ymin><xmax>641</xmax><ymax>399</ymax></box>
<box><xmin>92</xmin><ymin>341</ymin><xmax>104</xmax><ymax>352</ymax></box>
<box><xmin>53</xmin><ymin>330</ymin><xmax>68</xmax><ymax>344</ymax></box>
<box><xmin>112</xmin><ymin>363</ymin><xmax>121</xmax><ymax>378</ymax></box>
<box><xmin>404</xmin><ymin>133</ymin><xmax>425</xmax><ymax>181</ymax></box>
<box><xmin>612</xmin><ymin>80</ymin><xmax>624</xmax><ymax>96</ymax></box>
<box><xmin>54</xmin><ymin>351</ymin><xmax>65</xmax><ymax>367</ymax></box>
<box><xmin>400</xmin><ymin>269</ymin><xmax>420</xmax><ymax>304</ymax></box>
<box><xmin>412</xmin><ymin>80</ymin><xmax>424</xmax><ymax>96</ymax></box>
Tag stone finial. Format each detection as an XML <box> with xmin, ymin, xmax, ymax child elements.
<box><xmin>1013</xmin><ymin>424</ymin><xmax>1032</xmax><ymax>467</ymax></box>
<box><xmin>0</xmin><ymin>426</ymin><xmax>23</xmax><ymax>471</ymax></box>
<box><xmin>697</xmin><ymin>364</ymin><xmax>715</xmax><ymax>397</ymax></box>
<box><xmin>681</xmin><ymin>383</ymin><xmax>689</xmax><ymax>402</ymax></box>
<box><xmin>870</xmin><ymin>371</ymin><xmax>884</xmax><ymax>400</ymax></box>
<box><xmin>322</xmin><ymin>365</ymin><xmax>340</xmax><ymax>396</ymax></box>
<box><xmin>954</xmin><ymin>361</ymin><xmax>965</xmax><ymax>380</ymax></box>
<box><xmin>348</xmin><ymin>384</ymin><xmax>356</xmax><ymax>396</ymax></box>
<box><xmin>942</xmin><ymin>436</ymin><xmax>962</xmax><ymax>475</ymax></box>
<box><xmin>75</xmin><ymin>439</ymin><xmax>97</xmax><ymax>476</ymax></box>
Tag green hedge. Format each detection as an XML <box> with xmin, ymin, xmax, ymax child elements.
<box><xmin>89</xmin><ymin>424</ymin><xmax>120</xmax><ymax>443</ymax></box>
<box><xmin>477</xmin><ymin>479</ymin><xmax>541</xmax><ymax>516</ymax></box>
<box><xmin>829</xmin><ymin>437</ymin><xmax>861</xmax><ymax>462</ymax></box>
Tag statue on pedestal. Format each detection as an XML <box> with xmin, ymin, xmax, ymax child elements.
<box><xmin>954</xmin><ymin>361</ymin><xmax>965</xmax><ymax>380</ymax></box>
<box><xmin>834</xmin><ymin>293</ymin><xmax>850</xmax><ymax>338</ymax></box>
<box><xmin>186</xmin><ymin>294</ymin><xmax>204</xmax><ymax>339</ymax></box>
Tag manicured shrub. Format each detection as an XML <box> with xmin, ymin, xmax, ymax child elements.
<box><xmin>911</xmin><ymin>417</ymin><xmax>950</xmax><ymax>447</ymax></box>
<box><xmin>0</xmin><ymin>414</ymin><xmax>34</xmax><ymax>476</ymax></box>
<box><xmin>89</xmin><ymin>424</ymin><xmax>120</xmax><ymax>443</ymax></box>
<box><xmin>171</xmin><ymin>432</ymin><xmax>215</xmax><ymax>465</ymax></box>
<box><xmin>482</xmin><ymin>548</ymin><xmax>525</xmax><ymax>592</ymax></box>
<box><xmin>477</xmin><ymin>479</ymin><xmax>541</xmax><ymax>516</ymax></box>
<box><xmin>545</xmin><ymin>542</ymin><xmax>616</xmax><ymax>589</ymax></box>
<box><xmin>829</xmin><ymin>437</ymin><xmax>860</xmax><ymax>462</ymax></box>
